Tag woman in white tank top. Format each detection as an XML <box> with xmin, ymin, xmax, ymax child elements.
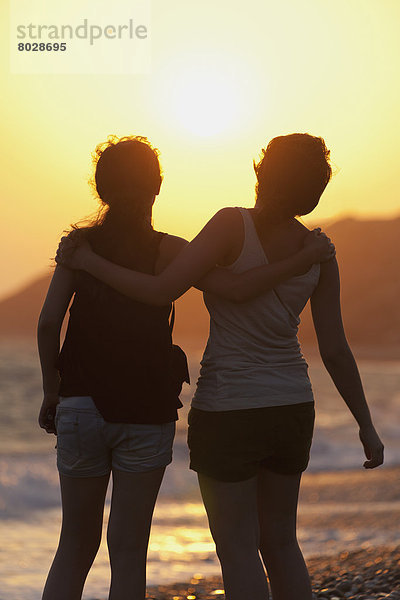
<box><xmin>192</xmin><ymin>206</ymin><xmax>320</xmax><ymax>412</ymax></box>
<box><xmin>57</xmin><ymin>133</ymin><xmax>384</xmax><ymax>600</ymax></box>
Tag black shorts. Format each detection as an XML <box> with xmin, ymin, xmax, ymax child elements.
<box><xmin>188</xmin><ymin>401</ymin><xmax>315</xmax><ymax>482</ymax></box>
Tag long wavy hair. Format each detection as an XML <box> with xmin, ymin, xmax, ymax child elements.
<box><xmin>71</xmin><ymin>135</ymin><xmax>163</xmax><ymax>266</ymax></box>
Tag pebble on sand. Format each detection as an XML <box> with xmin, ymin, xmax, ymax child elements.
<box><xmin>142</xmin><ymin>545</ymin><xmax>400</xmax><ymax>600</ymax></box>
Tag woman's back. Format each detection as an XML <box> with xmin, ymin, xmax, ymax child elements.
<box><xmin>58</xmin><ymin>226</ymin><xmax>180</xmax><ymax>424</ymax></box>
<box><xmin>37</xmin><ymin>135</ymin><xmax>188</xmax><ymax>600</ymax></box>
<box><xmin>193</xmin><ymin>207</ymin><xmax>320</xmax><ymax>411</ymax></box>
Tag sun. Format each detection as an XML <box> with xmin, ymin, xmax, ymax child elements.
<box><xmin>161</xmin><ymin>56</ymin><xmax>249</xmax><ymax>138</ymax></box>
<box><xmin>171</xmin><ymin>68</ymin><xmax>239</xmax><ymax>137</ymax></box>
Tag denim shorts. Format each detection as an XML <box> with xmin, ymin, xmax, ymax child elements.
<box><xmin>188</xmin><ymin>401</ymin><xmax>315</xmax><ymax>482</ymax></box>
<box><xmin>55</xmin><ymin>396</ymin><xmax>176</xmax><ymax>477</ymax></box>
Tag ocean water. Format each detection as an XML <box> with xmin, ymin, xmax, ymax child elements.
<box><xmin>0</xmin><ymin>341</ymin><xmax>399</xmax><ymax>599</ymax></box>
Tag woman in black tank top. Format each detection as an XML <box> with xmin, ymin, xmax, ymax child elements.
<box><xmin>38</xmin><ymin>136</ymin><xmax>182</xmax><ymax>600</ymax></box>
<box><xmin>55</xmin><ymin>133</ymin><xmax>384</xmax><ymax>600</ymax></box>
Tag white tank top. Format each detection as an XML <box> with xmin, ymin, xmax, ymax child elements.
<box><xmin>192</xmin><ymin>207</ymin><xmax>320</xmax><ymax>412</ymax></box>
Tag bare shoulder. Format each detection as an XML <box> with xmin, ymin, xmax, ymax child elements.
<box><xmin>294</xmin><ymin>219</ymin><xmax>312</xmax><ymax>232</ymax></box>
<box><xmin>213</xmin><ymin>206</ymin><xmax>244</xmax><ymax>227</ymax></box>
<box><xmin>293</xmin><ymin>219</ymin><xmax>330</xmax><ymax>246</ymax></box>
<box><xmin>215</xmin><ymin>206</ymin><xmax>241</xmax><ymax>217</ymax></box>
<box><xmin>209</xmin><ymin>207</ymin><xmax>244</xmax><ymax>265</ymax></box>
<box><xmin>292</xmin><ymin>219</ymin><xmax>316</xmax><ymax>240</ymax></box>
<box><xmin>207</xmin><ymin>206</ymin><xmax>244</xmax><ymax>239</ymax></box>
<box><xmin>293</xmin><ymin>219</ymin><xmax>332</xmax><ymax>239</ymax></box>
<box><xmin>197</xmin><ymin>206</ymin><xmax>243</xmax><ymax>242</ymax></box>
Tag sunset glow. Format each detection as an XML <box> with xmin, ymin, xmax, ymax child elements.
<box><xmin>1</xmin><ymin>0</ymin><xmax>400</xmax><ymax>297</ymax></box>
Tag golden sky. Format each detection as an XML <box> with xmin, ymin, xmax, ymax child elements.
<box><xmin>1</xmin><ymin>0</ymin><xmax>399</xmax><ymax>298</ymax></box>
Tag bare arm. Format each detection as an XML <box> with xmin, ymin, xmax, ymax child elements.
<box><xmin>58</xmin><ymin>210</ymin><xmax>333</xmax><ymax>305</ymax></box>
<box><xmin>196</xmin><ymin>249</ymin><xmax>324</xmax><ymax>302</ymax></box>
<box><xmin>64</xmin><ymin>209</ymin><xmax>236</xmax><ymax>304</ymax></box>
<box><xmin>158</xmin><ymin>232</ymin><xmax>331</xmax><ymax>302</ymax></box>
<box><xmin>37</xmin><ymin>265</ymin><xmax>75</xmax><ymax>433</ymax></box>
<box><xmin>310</xmin><ymin>258</ymin><xmax>384</xmax><ymax>468</ymax></box>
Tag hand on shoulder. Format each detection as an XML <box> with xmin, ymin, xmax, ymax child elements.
<box><xmin>303</xmin><ymin>227</ymin><xmax>336</xmax><ymax>263</ymax></box>
<box><xmin>55</xmin><ymin>230</ymin><xmax>93</xmax><ymax>270</ymax></box>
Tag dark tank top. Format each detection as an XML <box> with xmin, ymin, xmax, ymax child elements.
<box><xmin>57</xmin><ymin>226</ymin><xmax>181</xmax><ymax>424</ymax></box>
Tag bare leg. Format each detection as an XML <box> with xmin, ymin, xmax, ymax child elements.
<box><xmin>107</xmin><ymin>467</ymin><xmax>165</xmax><ymax>600</ymax></box>
<box><xmin>42</xmin><ymin>473</ymin><xmax>110</xmax><ymax>600</ymax></box>
<box><xmin>257</xmin><ymin>469</ymin><xmax>312</xmax><ymax>600</ymax></box>
<box><xmin>198</xmin><ymin>473</ymin><xmax>270</xmax><ymax>600</ymax></box>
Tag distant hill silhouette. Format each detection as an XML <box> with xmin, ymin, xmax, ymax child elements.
<box><xmin>0</xmin><ymin>274</ymin><xmax>53</xmax><ymax>338</ymax></box>
<box><xmin>298</xmin><ymin>216</ymin><xmax>400</xmax><ymax>357</ymax></box>
<box><xmin>1</xmin><ymin>216</ymin><xmax>399</xmax><ymax>357</ymax></box>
